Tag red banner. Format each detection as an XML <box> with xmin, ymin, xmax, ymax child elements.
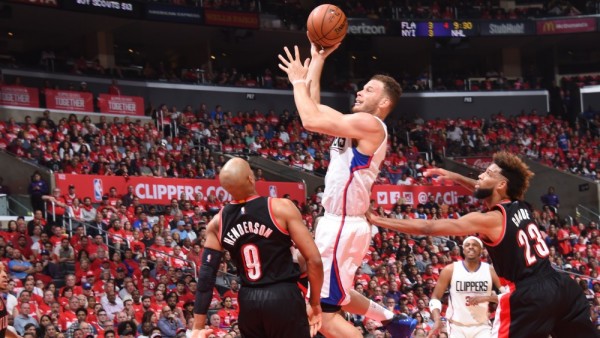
<box><xmin>537</xmin><ymin>18</ymin><xmax>596</xmax><ymax>35</ymax></box>
<box><xmin>204</xmin><ymin>9</ymin><xmax>259</xmax><ymax>29</ymax></box>
<box><xmin>455</xmin><ymin>156</ymin><xmax>493</xmax><ymax>171</ymax></box>
<box><xmin>0</xmin><ymin>86</ymin><xmax>39</xmax><ymax>108</ymax></box>
<box><xmin>54</xmin><ymin>174</ymin><xmax>306</xmax><ymax>205</ymax></box>
<box><xmin>45</xmin><ymin>89</ymin><xmax>93</xmax><ymax>112</ymax></box>
<box><xmin>9</xmin><ymin>0</ymin><xmax>59</xmax><ymax>7</ymax></box>
<box><xmin>98</xmin><ymin>94</ymin><xmax>144</xmax><ymax>116</ymax></box>
<box><xmin>371</xmin><ymin>185</ymin><xmax>474</xmax><ymax>210</ymax></box>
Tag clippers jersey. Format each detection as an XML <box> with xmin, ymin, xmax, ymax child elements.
<box><xmin>219</xmin><ymin>196</ymin><xmax>300</xmax><ymax>287</ymax></box>
<box><xmin>322</xmin><ymin>117</ymin><xmax>387</xmax><ymax>216</ymax></box>
<box><xmin>447</xmin><ymin>261</ymin><xmax>493</xmax><ymax>326</ymax></box>
<box><xmin>485</xmin><ymin>200</ymin><xmax>552</xmax><ymax>285</ymax></box>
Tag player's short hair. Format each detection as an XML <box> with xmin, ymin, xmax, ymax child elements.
<box><xmin>493</xmin><ymin>151</ymin><xmax>534</xmax><ymax>201</ymax></box>
<box><xmin>371</xmin><ymin>74</ymin><xmax>402</xmax><ymax>108</ymax></box>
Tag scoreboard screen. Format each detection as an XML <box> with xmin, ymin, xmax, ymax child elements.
<box><xmin>400</xmin><ymin>21</ymin><xmax>477</xmax><ymax>37</ymax></box>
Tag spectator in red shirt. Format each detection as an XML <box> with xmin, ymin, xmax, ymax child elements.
<box><xmin>58</xmin><ymin>296</ymin><xmax>80</xmax><ymax>331</ymax></box>
<box><xmin>217</xmin><ymin>296</ymin><xmax>239</xmax><ymax>329</ymax></box>
<box><xmin>557</xmin><ymin>222</ymin><xmax>573</xmax><ymax>256</ymax></box>
<box><xmin>108</xmin><ymin>79</ymin><xmax>121</xmax><ymax>95</ymax></box>
<box><xmin>42</xmin><ymin>188</ymin><xmax>68</xmax><ymax>226</ymax></box>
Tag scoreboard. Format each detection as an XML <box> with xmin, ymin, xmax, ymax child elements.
<box><xmin>400</xmin><ymin>21</ymin><xmax>478</xmax><ymax>37</ymax></box>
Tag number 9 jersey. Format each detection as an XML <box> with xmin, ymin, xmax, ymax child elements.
<box><xmin>219</xmin><ymin>196</ymin><xmax>300</xmax><ymax>286</ymax></box>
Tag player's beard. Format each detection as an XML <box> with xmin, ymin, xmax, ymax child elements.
<box><xmin>473</xmin><ymin>188</ymin><xmax>493</xmax><ymax>200</ymax></box>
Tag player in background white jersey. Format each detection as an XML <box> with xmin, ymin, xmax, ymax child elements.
<box><xmin>428</xmin><ymin>237</ymin><xmax>502</xmax><ymax>338</ymax></box>
<box><xmin>279</xmin><ymin>43</ymin><xmax>414</xmax><ymax>338</ymax></box>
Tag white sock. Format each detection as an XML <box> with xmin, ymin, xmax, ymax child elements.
<box><xmin>364</xmin><ymin>300</ymin><xmax>395</xmax><ymax>321</ymax></box>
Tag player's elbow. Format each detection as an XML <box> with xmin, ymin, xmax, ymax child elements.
<box><xmin>301</xmin><ymin>119</ymin><xmax>320</xmax><ymax>132</ymax></box>
<box><xmin>420</xmin><ymin>220</ymin><xmax>436</xmax><ymax>235</ymax></box>
<box><xmin>306</xmin><ymin>255</ymin><xmax>323</xmax><ymax>273</ymax></box>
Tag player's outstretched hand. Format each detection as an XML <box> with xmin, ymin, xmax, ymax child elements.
<box><xmin>278</xmin><ymin>45</ymin><xmax>310</xmax><ymax>84</ymax></box>
<box><xmin>308</xmin><ymin>32</ymin><xmax>340</xmax><ymax>59</ymax></box>
<box><xmin>190</xmin><ymin>328</ymin><xmax>213</xmax><ymax>338</ymax></box>
<box><xmin>307</xmin><ymin>303</ymin><xmax>322</xmax><ymax>337</ymax></box>
<box><xmin>423</xmin><ymin>167</ymin><xmax>451</xmax><ymax>179</ymax></box>
<box><xmin>365</xmin><ymin>210</ymin><xmax>380</xmax><ymax>226</ymax></box>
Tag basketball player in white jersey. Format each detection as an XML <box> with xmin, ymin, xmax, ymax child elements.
<box><xmin>279</xmin><ymin>44</ymin><xmax>415</xmax><ymax>338</ymax></box>
<box><xmin>428</xmin><ymin>237</ymin><xmax>502</xmax><ymax>338</ymax></box>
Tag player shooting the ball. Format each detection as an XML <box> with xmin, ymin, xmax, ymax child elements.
<box><xmin>278</xmin><ymin>39</ymin><xmax>415</xmax><ymax>338</ymax></box>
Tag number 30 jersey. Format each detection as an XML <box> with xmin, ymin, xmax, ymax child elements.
<box><xmin>219</xmin><ymin>196</ymin><xmax>300</xmax><ymax>286</ymax></box>
<box><xmin>484</xmin><ymin>200</ymin><xmax>552</xmax><ymax>285</ymax></box>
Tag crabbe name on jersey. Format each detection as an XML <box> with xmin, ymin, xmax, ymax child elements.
<box><xmin>511</xmin><ymin>207</ymin><xmax>531</xmax><ymax>227</ymax></box>
<box><xmin>223</xmin><ymin>221</ymin><xmax>273</xmax><ymax>246</ymax></box>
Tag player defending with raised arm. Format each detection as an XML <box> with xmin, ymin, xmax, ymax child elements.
<box><xmin>279</xmin><ymin>44</ymin><xmax>415</xmax><ymax>338</ymax></box>
<box><xmin>427</xmin><ymin>236</ymin><xmax>502</xmax><ymax>338</ymax></box>
<box><xmin>367</xmin><ymin>151</ymin><xmax>597</xmax><ymax>338</ymax></box>
<box><xmin>191</xmin><ymin>158</ymin><xmax>323</xmax><ymax>338</ymax></box>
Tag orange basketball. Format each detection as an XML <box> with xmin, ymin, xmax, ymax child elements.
<box><xmin>307</xmin><ymin>4</ymin><xmax>348</xmax><ymax>48</ymax></box>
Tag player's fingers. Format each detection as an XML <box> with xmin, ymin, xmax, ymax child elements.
<box><xmin>283</xmin><ymin>46</ymin><xmax>294</xmax><ymax>62</ymax></box>
<box><xmin>304</xmin><ymin>58</ymin><xmax>311</xmax><ymax>68</ymax></box>
<box><xmin>294</xmin><ymin>45</ymin><xmax>301</xmax><ymax>60</ymax></box>
<box><xmin>277</xmin><ymin>64</ymin><xmax>287</xmax><ymax>73</ymax></box>
<box><xmin>277</xmin><ymin>54</ymin><xmax>289</xmax><ymax>66</ymax></box>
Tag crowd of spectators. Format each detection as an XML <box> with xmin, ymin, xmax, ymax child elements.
<box><xmin>2</xmin><ymin>87</ymin><xmax>600</xmax><ymax>336</ymax></box>
<box><xmin>2</xmin><ymin>149</ymin><xmax>600</xmax><ymax>337</ymax></box>
<box><xmin>0</xmin><ymin>83</ymin><xmax>599</xmax><ymax>187</ymax></box>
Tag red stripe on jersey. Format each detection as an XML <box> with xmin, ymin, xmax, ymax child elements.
<box><xmin>332</xmin><ymin>214</ymin><xmax>347</xmax><ymax>305</ymax></box>
<box><xmin>484</xmin><ymin>203</ymin><xmax>508</xmax><ymax>247</ymax></box>
<box><xmin>216</xmin><ymin>209</ymin><xmax>224</xmax><ymax>243</ymax></box>
<box><xmin>498</xmin><ymin>291</ymin><xmax>512</xmax><ymax>338</ymax></box>
<box><xmin>268</xmin><ymin>198</ymin><xmax>289</xmax><ymax>235</ymax></box>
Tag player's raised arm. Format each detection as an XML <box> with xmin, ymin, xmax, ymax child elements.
<box><xmin>424</xmin><ymin>167</ymin><xmax>477</xmax><ymax>192</ymax></box>
<box><xmin>306</xmin><ymin>39</ymin><xmax>340</xmax><ymax>104</ymax></box>
<box><xmin>279</xmin><ymin>46</ymin><xmax>394</xmax><ymax>143</ymax></box>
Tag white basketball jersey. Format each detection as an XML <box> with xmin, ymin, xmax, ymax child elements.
<box><xmin>447</xmin><ymin>261</ymin><xmax>493</xmax><ymax>326</ymax></box>
<box><xmin>321</xmin><ymin>117</ymin><xmax>387</xmax><ymax>216</ymax></box>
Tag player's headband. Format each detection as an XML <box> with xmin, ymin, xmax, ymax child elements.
<box><xmin>463</xmin><ymin>236</ymin><xmax>483</xmax><ymax>248</ymax></box>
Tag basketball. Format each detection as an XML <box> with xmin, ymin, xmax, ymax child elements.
<box><xmin>306</xmin><ymin>4</ymin><xmax>348</xmax><ymax>48</ymax></box>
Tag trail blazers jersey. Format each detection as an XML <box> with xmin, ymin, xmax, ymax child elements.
<box><xmin>485</xmin><ymin>200</ymin><xmax>552</xmax><ymax>285</ymax></box>
<box><xmin>0</xmin><ymin>293</ymin><xmax>7</xmax><ymax>337</ymax></box>
<box><xmin>447</xmin><ymin>261</ymin><xmax>493</xmax><ymax>326</ymax></box>
<box><xmin>219</xmin><ymin>196</ymin><xmax>300</xmax><ymax>286</ymax></box>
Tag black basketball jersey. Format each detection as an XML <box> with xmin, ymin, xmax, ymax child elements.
<box><xmin>0</xmin><ymin>294</ymin><xmax>7</xmax><ymax>337</ymax></box>
<box><xmin>485</xmin><ymin>200</ymin><xmax>553</xmax><ymax>285</ymax></box>
<box><xmin>219</xmin><ymin>196</ymin><xmax>300</xmax><ymax>286</ymax></box>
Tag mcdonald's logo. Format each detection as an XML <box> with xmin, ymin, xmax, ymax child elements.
<box><xmin>542</xmin><ymin>21</ymin><xmax>555</xmax><ymax>32</ymax></box>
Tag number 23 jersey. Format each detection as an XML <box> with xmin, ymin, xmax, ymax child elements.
<box><xmin>485</xmin><ymin>200</ymin><xmax>552</xmax><ymax>285</ymax></box>
<box><xmin>219</xmin><ymin>196</ymin><xmax>300</xmax><ymax>286</ymax></box>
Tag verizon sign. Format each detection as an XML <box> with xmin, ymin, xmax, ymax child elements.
<box><xmin>347</xmin><ymin>18</ymin><xmax>389</xmax><ymax>35</ymax></box>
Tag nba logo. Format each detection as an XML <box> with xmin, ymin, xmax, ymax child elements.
<box><xmin>93</xmin><ymin>179</ymin><xmax>103</xmax><ymax>201</ymax></box>
<box><xmin>269</xmin><ymin>185</ymin><xmax>278</xmax><ymax>197</ymax></box>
